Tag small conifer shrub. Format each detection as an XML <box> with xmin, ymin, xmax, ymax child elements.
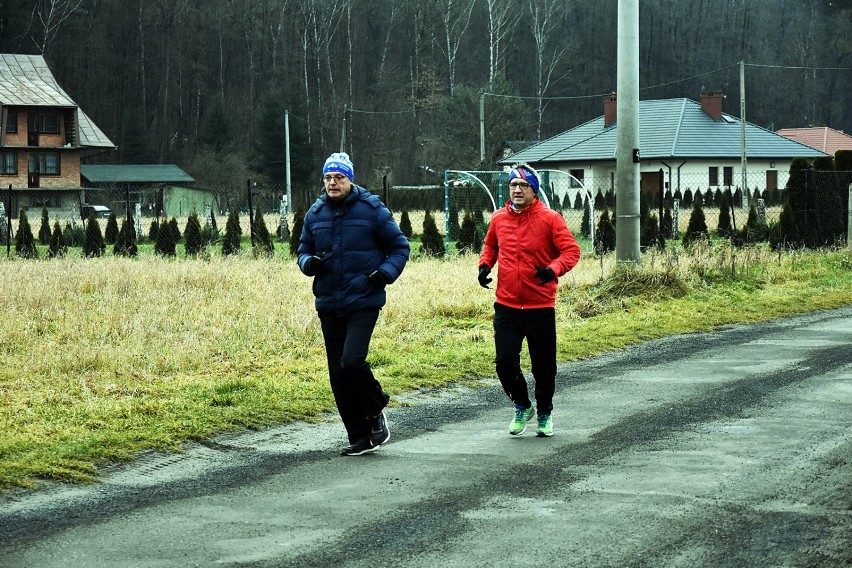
<box><xmin>38</xmin><ymin>207</ymin><xmax>51</xmax><ymax>245</ymax></box>
<box><xmin>222</xmin><ymin>210</ymin><xmax>242</xmax><ymax>256</ymax></box>
<box><xmin>15</xmin><ymin>209</ymin><xmax>38</xmax><ymax>259</ymax></box>
<box><xmin>420</xmin><ymin>210</ymin><xmax>445</xmax><ymax>257</ymax></box>
<box><xmin>682</xmin><ymin>198</ymin><xmax>709</xmax><ymax>248</ymax></box>
<box><xmin>289</xmin><ymin>206</ymin><xmax>305</xmax><ymax>256</ymax></box>
<box><xmin>595</xmin><ymin>208</ymin><xmax>616</xmax><ymax>254</ymax></box>
<box><xmin>183</xmin><ymin>212</ymin><xmax>203</xmax><ymax>256</ymax></box>
<box><xmin>154</xmin><ymin>216</ymin><xmax>177</xmax><ymax>256</ymax></box>
<box><xmin>83</xmin><ymin>213</ymin><xmax>106</xmax><ymax>257</ymax></box>
<box><xmin>253</xmin><ymin>207</ymin><xmax>274</xmax><ymax>257</ymax></box>
<box><xmin>399</xmin><ymin>210</ymin><xmax>413</xmax><ymax>239</ymax></box>
<box><xmin>456</xmin><ymin>210</ymin><xmax>482</xmax><ymax>254</ymax></box>
<box><xmin>104</xmin><ymin>212</ymin><xmax>119</xmax><ymax>245</ymax></box>
<box><xmin>48</xmin><ymin>221</ymin><xmax>67</xmax><ymax>258</ymax></box>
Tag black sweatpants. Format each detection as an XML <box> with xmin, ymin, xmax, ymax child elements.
<box><xmin>493</xmin><ymin>303</ymin><xmax>557</xmax><ymax>415</ymax></box>
<box><xmin>319</xmin><ymin>309</ymin><xmax>390</xmax><ymax>443</ymax></box>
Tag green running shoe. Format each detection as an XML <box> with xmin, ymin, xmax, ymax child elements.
<box><xmin>536</xmin><ymin>414</ymin><xmax>553</xmax><ymax>437</ymax></box>
<box><xmin>509</xmin><ymin>405</ymin><xmax>535</xmax><ymax>435</ymax></box>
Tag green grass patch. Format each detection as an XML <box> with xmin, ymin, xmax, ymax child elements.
<box><xmin>0</xmin><ymin>246</ymin><xmax>850</xmax><ymax>490</ymax></box>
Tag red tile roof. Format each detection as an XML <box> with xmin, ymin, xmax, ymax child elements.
<box><xmin>776</xmin><ymin>127</ymin><xmax>852</xmax><ymax>156</ymax></box>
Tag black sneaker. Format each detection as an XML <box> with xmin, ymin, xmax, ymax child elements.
<box><xmin>340</xmin><ymin>437</ymin><xmax>377</xmax><ymax>456</ymax></box>
<box><xmin>370</xmin><ymin>412</ymin><xmax>390</xmax><ymax>447</ymax></box>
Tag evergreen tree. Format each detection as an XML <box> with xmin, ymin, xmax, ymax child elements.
<box><xmin>169</xmin><ymin>217</ymin><xmax>181</xmax><ymax>242</ymax></box>
<box><xmin>222</xmin><ymin>210</ymin><xmax>242</xmax><ymax>255</ymax></box>
<box><xmin>253</xmin><ymin>207</ymin><xmax>274</xmax><ymax>257</ymax></box>
<box><xmin>420</xmin><ymin>210</ymin><xmax>445</xmax><ymax>257</ymax></box>
<box><xmin>777</xmin><ymin>202</ymin><xmax>798</xmax><ymax>249</ymax></box>
<box><xmin>15</xmin><ymin>209</ymin><xmax>38</xmax><ymax>259</ymax></box>
<box><xmin>595</xmin><ymin>208</ymin><xmax>616</xmax><ymax>254</ymax></box>
<box><xmin>184</xmin><ymin>212</ymin><xmax>203</xmax><ymax>256</ymax></box>
<box><xmin>662</xmin><ymin>207</ymin><xmax>674</xmax><ymax>240</ymax></box>
<box><xmin>573</xmin><ymin>193</ymin><xmax>584</xmax><ymax>210</ymax></box>
<box><xmin>104</xmin><ymin>212</ymin><xmax>119</xmax><ymax>245</ymax></box>
<box><xmin>447</xmin><ymin>202</ymin><xmax>460</xmax><ymax>240</ymax></box>
<box><xmin>682</xmin><ymin>198</ymin><xmax>709</xmax><ymax>248</ymax></box>
<box><xmin>399</xmin><ymin>210</ymin><xmax>413</xmax><ymax>239</ymax></box>
<box><xmin>580</xmin><ymin>197</ymin><xmax>592</xmax><ymax>239</ymax></box>
<box><xmin>114</xmin><ymin>219</ymin><xmax>138</xmax><ymax>257</ymax></box>
<box><xmin>456</xmin><ymin>210</ymin><xmax>482</xmax><ymax>254</ymax></box>
<box><xmin>38</xmin><ymin>207</ymin><xmax>51</xmax><ymax>245</ymax></box>
<box><xmin>289</xmin><ymin>206</ymin><xmax>305</xmax><ymax>256</ymax></box>
<box><xmin>154</xmin><ymin>216</ymin><xmax>177</xmax><ymax>256</ymax></box>
<box><xmin>785</xmin><ymin>158</ymin><xmax>812</xmax><ymax>248</ymax></box>
<box><xmin>47</xmin><ymin>221</ymin><xmax>67</xmax><ymax>258</ymax></box>
<box><xmin>716</xmin><ymin>192</ymin><xmax>732</xmax><ymax>237</ymax></box>
<box><xmin>149</xmin><ymin>219</ymin><xmax>159</xmax><ymax>242</ymax></box>
<box><xmin>640</xmin><ymin>212</ymin><xmax>660</xmax><ymax>250</ymax></box>
<box><xmin>83</xmin><ymin>213</ymin><xmax>106</xmax><ymax>257</ymax></box>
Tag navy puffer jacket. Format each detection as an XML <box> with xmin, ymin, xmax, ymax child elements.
<box><xmin>297</xmin><ymin>186</ymin><xmax>410</xmax><ymax>315</ymax></box>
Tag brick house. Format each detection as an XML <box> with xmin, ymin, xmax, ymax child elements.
<box><xmin>0</xmin><ymin>53</ymin><xmax>115</xmax><ymax>218</ymax></box>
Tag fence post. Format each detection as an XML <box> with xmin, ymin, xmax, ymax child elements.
<box><xmin>246</xmin><ymin>179</ymin><xmax>255</xmax><ymax>248</ymax></box>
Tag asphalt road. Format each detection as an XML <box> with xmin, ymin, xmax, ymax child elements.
<box><xmin>2</xmin><ymin>307</ymin><xmax>851</xmax><ymax>568</ymax></box>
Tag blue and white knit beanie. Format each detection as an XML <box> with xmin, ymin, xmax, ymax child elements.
<box><xmin>508</xmin><ymin>164</ymin><xmax>540</xmax><ymax>194</ymax></box>
<box><xmin>323</xmin><ymin>152</ymin><xmax>355</xmax><ymax>181</ymax></box>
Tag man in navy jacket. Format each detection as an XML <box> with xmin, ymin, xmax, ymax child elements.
<box><xmin>298</xmin><ymin>152</ymin><xmax>410</xmax><ymax>456</ymax></box>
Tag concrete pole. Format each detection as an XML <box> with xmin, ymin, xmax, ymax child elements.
<box><xmin>616</xmin><ymin>0</ymin><xmax>640</xmax><ymax>264</ymax></box>
<box><xmin>740</xmin><ymin>60</ymin><xmax>749</xmax><ymax>210</ymax></box>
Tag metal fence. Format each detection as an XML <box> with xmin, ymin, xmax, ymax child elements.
<box><xmin>3</xmin><ymin>169</ymin><xmax>849</xmax><ymax>256</ymax></box>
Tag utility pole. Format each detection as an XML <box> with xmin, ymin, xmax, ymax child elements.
<box><xmin>740</xmin><ymin>60</ymin><xmax>749</xmax><ymax>209</ymax></box>
<box><xmin>615</xmin><ymin>0</ymin><xmax>640</xmax><ymax>264</ymax></box>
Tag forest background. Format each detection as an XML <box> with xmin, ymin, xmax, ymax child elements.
<box><xmin>1</xmin><ymin>0</ymin><xmax>850</xmax><ymax>209</ymax></box>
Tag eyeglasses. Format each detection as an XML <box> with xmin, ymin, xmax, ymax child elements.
<box><xmin>323</xmin><ymin>174</ymin><xmax>347</xmax><ymax>183</ymax></box>
<box><xmin>509</xmin><ymin>181</ymin><xmax>532</xmax><ymax>189</ymax></box>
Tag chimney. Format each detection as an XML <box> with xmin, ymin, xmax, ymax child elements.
<box><xmin>700</xmin><ymin>91</ymin><xmax>725</xmax><ymax>120</ymax></box>
<box><xmin>604</xmin><ymin>93</ymin><xmax>617</xmax><ymax>127</ymax></box>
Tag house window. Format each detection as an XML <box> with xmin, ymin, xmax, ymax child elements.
<box><xmin>1</xmin><ymin>151</ymin><xmax>16</xmax><ymax>174</ymax></box>
<box><xmin>723</xmin><ymin>166</ymin><xmax>733</xmax><ymax>187</ymax></box>
<box><xmin>4</xmin><ymin>109</ymin><xmax>17</xmax><ymax>133</ymax></box>
<box><xmin>569</xmin><ymin>169</ymin><xmax>585</xmax><ymax>188</ymax></box>
<box><xmin>28</xmin><ymin>113</ymin><xmax>60</xmax><ymax>134</ymax></box>
<box><xmin>709</xmin><ymin>166</ymin><xmax>719</xmax><ymax>186</ymax></box>
<box><xmin>29</xmin><ymin>152</ymin><xmax>60</xmax><ymax>175</ymax></box>
<box><xmin>40</xmin><ymin>114</ymin><xmax>60</xmax><ymax>134</ymax></box>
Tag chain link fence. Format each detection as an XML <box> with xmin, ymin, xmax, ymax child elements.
<box><xmin>3</xmin><ymin>170</ymin><xmax>849</xmax><ymax>256</ymax></box>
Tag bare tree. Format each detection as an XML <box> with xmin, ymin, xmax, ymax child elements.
<box><xmin>528</xmin><ymin>0</ymin><xmax>569</xmax><ymax>139</ymax></box>
<box><xmin>485</xmin><ymin>0</ymin><xmax>520</xmax><ymax>85</ymax></box>
<box><xmin>24</xmin><ymin>0</ymin><xmax>84</xmax><ymax>54</ymax></box>
<box><xmin>436</xmin><ymin>0</ymin><xmax>476</xmax><ymax>96</ymax></box>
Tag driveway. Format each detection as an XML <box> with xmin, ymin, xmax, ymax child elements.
<box><xmin>2</xmin><ymin>307</ymin><xmax>851</xmax><ymax>567</ymax></box>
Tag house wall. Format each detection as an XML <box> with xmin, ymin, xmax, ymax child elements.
<box><xmin>1</xmin><ymin>107</ymin><xmax>83</xmax><ymax>189</ymax></box>
<box><xmin>543</xmin><ymin>159</ymin><xmax>793</xmax><ymax>201</ymax></box>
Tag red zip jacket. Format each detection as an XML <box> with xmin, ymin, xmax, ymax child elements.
<box><xmin>479</xmin><ymin>198</ymin><xmax>581</xmax><ymax>309</ymax></box>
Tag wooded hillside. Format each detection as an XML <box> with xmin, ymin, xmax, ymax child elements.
<box><xmin>1</xmin><ymin>0</ymin><xmax>850</xmax><ymax>194</ymax></box>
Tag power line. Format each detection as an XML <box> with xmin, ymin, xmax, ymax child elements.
<box><xmin>746</xmin><ymin>63</ymin><xmax>852</xmax><ymax>70</ymax></box>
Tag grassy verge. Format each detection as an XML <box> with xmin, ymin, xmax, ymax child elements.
<box><xmin>1</xmin><ymin>245</ymin><xmax>850</xmax><ymax>491</ymax></box>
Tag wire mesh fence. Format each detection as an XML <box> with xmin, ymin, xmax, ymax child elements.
<box><xmin>2</xmin><ymin>169</ymin><xmax>850</xmax><ymax>257</ymax></box>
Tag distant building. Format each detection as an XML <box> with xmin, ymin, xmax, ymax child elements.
<box><xmin>81</xmin><ymin>164</ymin><xmax>217</xmax><ymax>217</ymax></box>
<box><xmin>0</xmin><ymin>53</ymin><xmax>115</xmax><ymax>216</ymax></box>
<box><xmin>776</xmin><ymin>127</ymin><xmax>852</xmax><ymax>157</ymax></box>
<box><xmin>501</xmin><ymin>92</ymin><xmax>827</xmax><ymax>204</ymax></box>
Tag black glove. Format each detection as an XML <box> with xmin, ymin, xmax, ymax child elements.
<box><xmin>369</xmin><ymin>270</ymin><xmax>388</xmax><ymax>289</ymax></box>
<box><xmin>534</xmin><ymin>265</ymin><xmax>556</xmax><ymax>285</ymax></box>
<box><xmin>304</xmin><ymin>255</ymin><xmax>323</xmax><ymax>276</ymax></box>
<box><xmin>478</xmin><ymin>266</ymin><xmax>492</xmax><ymax>288</ymax></box>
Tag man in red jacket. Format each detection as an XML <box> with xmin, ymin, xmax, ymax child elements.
<box><xmin>478</xmin><ymin>164</ymin><xmax>581</xmax><ymax>437</ymax></box>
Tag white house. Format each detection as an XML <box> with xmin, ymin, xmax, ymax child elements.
<box><xmin>500</xmin><ymin>92</ymin><xmax>827</xmax><ymax>205</ymax></box>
